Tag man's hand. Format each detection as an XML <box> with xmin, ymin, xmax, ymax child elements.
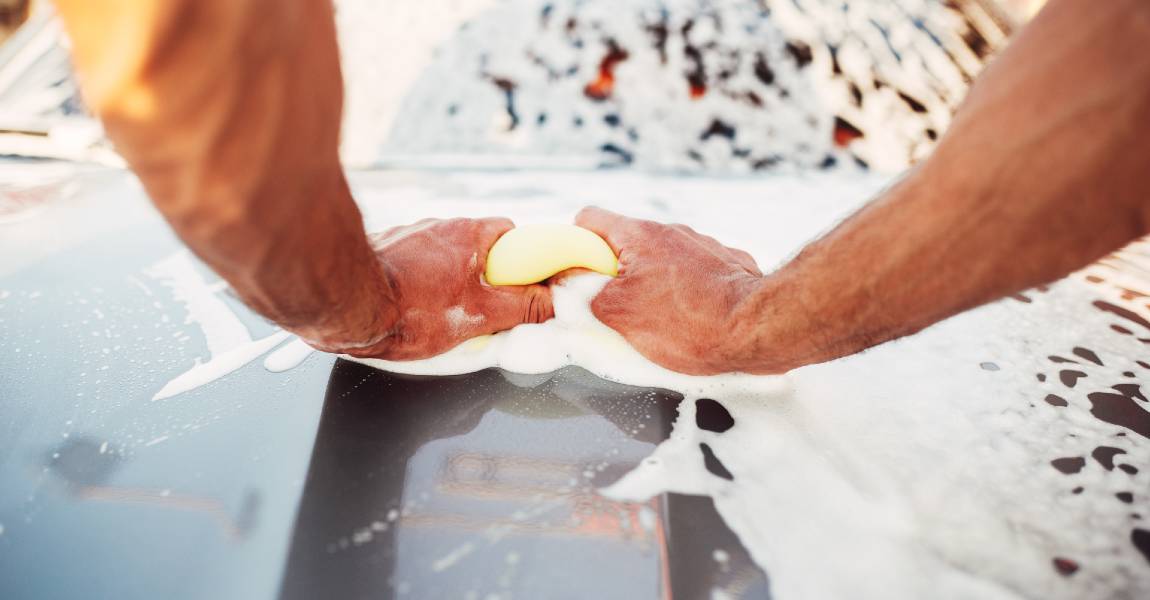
<box><xmin>333</xmin><ymin>218</ymin><xmax>553</xmax><ymax>361</ymax></box>
<box><xmin>575</xmin><ymin>207</ymin><xmax>764</xmax><ymax>375</ymax></box>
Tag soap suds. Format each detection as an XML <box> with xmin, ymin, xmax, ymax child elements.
<box><xmin>146</xmin><ymin>252</ymin><xmax>251</xmax><ymax>355</ymax></box>
<box><xmin>152</xmin><ymin>331</ymin><xmax>290</xmax><ymax>400</ymax></box>
<box><xmin>136</xmin><ymin>171</ymin><xmax>1149</xmax><ymax>598</ymax></box>
<box><xmin>358</xmin><ymin>0</ymin><xmax>999</xmax><ymax>173</ymax></box>
<box><xmin>147</xmin><ymin>251</ymin><xmax>300</xmax><ymax>400</ymax></box>
<box><xmin>263</xmin><ymin>338</ymin><xmax>316</xmax><ymax>373</ymax></box>
<box><xmin>356</xmin><ymin>275</ymin><xmax>788</xmax><ymax>396</ymax></box>
<box><xmin>351</xmin><ymin>249</ymin><xmax>1150</xmax><ymax>599</ymax></box>
<box><xmin>445</xmin><ymin>305</ymin><xmax>485</xmax><ymax>335</ymax></box>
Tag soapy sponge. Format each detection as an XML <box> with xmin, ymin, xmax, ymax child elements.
<box><xmin>485</xmin><ymin>224</ymin><xmax>618</xmax><ymax>285</ymax></box>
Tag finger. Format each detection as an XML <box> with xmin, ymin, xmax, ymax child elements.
<box><xmin>574</xmin><ymin>206</ymin><xmax>630</xmax><ymax>255</ymax></box>
<box><xmin>473</xmin><ymin>217</ymin><xmax>517</xmax><ymax>272</ymax></box>
<box><xmin>478</xmin><ymin>283</ymin><xmax>555</xmax><ymax>332</ymax></box>
<box><xmin>671</xmin><ymin>223</ymin><xmax>727</xmax><ymax>252</ymax></box>
<box><xmin>477</xmin><ymin>216</ymin><xmax>516</xmax><ymax>244</ymax></box>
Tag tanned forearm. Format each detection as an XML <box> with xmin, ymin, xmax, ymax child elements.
<box><xmin>55</xmin><ymin>0</ymin><xmax>398</xmax><ymax>350</ymax></box>
<box><xmin>728</xmin><ymin>0</ymin><xmax>1150</xmax><ymax>373</ymax></box>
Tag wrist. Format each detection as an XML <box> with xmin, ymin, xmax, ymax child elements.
<box><xmin>293</xmin><ymin>240</ymin><xmax>403</xmax><ymax>354</ymax></box>
<box><xmin>282</xmin><ymin>170</ymin><xmax>405</xmax><ymax>352</ymax></box>
<box><xmin>720</xmin><ymin>271</ymin><xmax>842</xmax><ymax>375</ymax></box>
<box><xmin>721</xmin><ymin>172</ymin><xmax>935</xmax><ymax>375</ymax></box>
<box><xmin>719</xmin><ymin>275</ymin><xmax>792</xmax><ymax>374</ymax></box>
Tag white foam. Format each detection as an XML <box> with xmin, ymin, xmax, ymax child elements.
<box><xmin>349</xmin><ymin>259</ymin><xmax>1150</xmax><ymax>599</ymax></box>
<box><xmin>148</xmin><ymin>250</ymin><xmax>314</xmax><ymax>398</ymax></box>
<box><xmin>358</xmin><ymin>0</ymin><xmax>981</xmax><ymax>173</ymax></box>
<box><xmin>152</xmin><ymin>331</ymin><xmax>292</xmax><ymax>400</ymax></box>
<box><xmin>352</xmin><ymin>274</ymin><xmax>1025</xmax><ymax>599</ymax></box>
<box><xmin>146</xmin><ymin>252</ymin><xmax>251</xmax><ymax>355</ymax></box>
<box><xmin>444</xmin><ymin>305</ymin><xmax>485</xmax><ymax>335</ymax></box>
<box><xmin>353</xmin><ymin>274</ymin><xmax>790</xmax><ymax>397</ymax></box>
<box><xmin>263</xmin><ymin>338</ymin><xmax>317</xmax><ymax>373</ymax></box>
<box><xmin>136</xmin><ymin>171</ymin><xmax>1148</xmax><ymax>597</ymax></box>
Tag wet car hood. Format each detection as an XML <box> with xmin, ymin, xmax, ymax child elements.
<box><xmin>5</xmin><ymin>162</ymin><xmax>1150</xmax><ymax>599</ymax></box>
<box><xmin>0</xmin><ymin>163</ymin><xmax>772</xmax><ymax>599</ymax></box>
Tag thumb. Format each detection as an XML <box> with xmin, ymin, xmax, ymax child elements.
<box><xmin>477</xmin><ymin>283</ymin><xmax>555</xmax><ymax>333</ymax></box>
<box><xmin>574</xmin><ymin>206</ymin><xmax>628</xmax><ymax>255</ymax></box>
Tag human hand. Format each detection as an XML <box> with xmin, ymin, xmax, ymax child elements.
<box><xmin>310</xmin><ymin>217</ymin><xmax>554</xmax><ymax>361</ymax></box>
<box><xmin>574</xmin><ymin>207</ymin><xmax>764</xmax><ymax>375</ymax></box>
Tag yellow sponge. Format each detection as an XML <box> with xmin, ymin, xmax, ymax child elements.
<box><xmin>485</xmin><ymin>224</ymin><xmax>618</xmax><ymax>286</ymax></box>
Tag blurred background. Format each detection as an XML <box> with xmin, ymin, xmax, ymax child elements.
<box><xmin>0</xmin><ymin>0</ymin><xmax>1043</xmax><ymax>173</ymax></box>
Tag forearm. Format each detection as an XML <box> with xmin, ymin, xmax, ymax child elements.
<box><xmin>55</xmin><ymin>0</ymin><xmax>396</xmax><ymax>347</ymax></box>
<box><xmin>727</xmin><ymin>0</ymin><xmax>1150</xmax><ymax>373</ymax></box>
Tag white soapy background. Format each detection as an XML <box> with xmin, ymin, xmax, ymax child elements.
<box><xmin>333</xmin><ymin>0</ymin><xmax>997</xmax><ymax>173</ymax></box>
<box><xmin>124</xmin><ymin>168</ymin><xmax>1150</xmax><ymax>599</ymax></box>
<box><xmin>0</xmin><ymin>0</ymin><xmax>1000</xmax><ymax>169</ymax></box>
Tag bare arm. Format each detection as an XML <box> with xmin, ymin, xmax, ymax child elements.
<box><xmin>578</xmin><ymin>0</ymin><xmax>1150</xmax><ymax>375</ymax></box>
<box><xmin>54</xmin><ymin>0</ymin><xmax>550</xmax><ymax>357</ymax></box>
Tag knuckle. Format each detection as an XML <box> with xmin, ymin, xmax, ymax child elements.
<box><xmin>478</xmin><ymin>217</ymin><xmax>514</xmax><ymax>239</ymax></box>
<box><xmin>633</xmin><ymin>219</ymin><xmax>662</xmax><ymax>237</ymax></box>
<box><xmin>575</xmin><ymin>206</ymin><xmax>605</xmax><ymax>227</ymax></box>
<box><xmin>484</xmin><ymin>216</ymin><xmax>514</xmax><ymax>228</ymax></box>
